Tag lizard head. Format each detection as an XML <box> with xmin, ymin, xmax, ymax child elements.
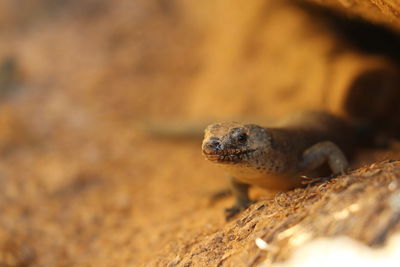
<box><xmin>202</xmin><ymin>122</ymin><xmax>271</xmax><ymax>165</ymax></box>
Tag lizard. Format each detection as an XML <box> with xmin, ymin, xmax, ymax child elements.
<box><xmin>201</xmin><ymin>110</ymin><xmax>355</xmax><ymax>219</ymax></box>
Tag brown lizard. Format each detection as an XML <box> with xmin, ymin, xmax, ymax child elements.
<box><xmin>202</xmin><ymin>111</ymin><xmax>355</xmax><ymax>219</ymax></box>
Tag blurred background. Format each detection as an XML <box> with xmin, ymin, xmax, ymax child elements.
<box><xmin>1</xmin><ymin>0</ymin><xmax>400</xmax><ymax>266</ymax></box>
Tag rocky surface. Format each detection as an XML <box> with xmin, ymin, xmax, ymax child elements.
<box><xmin>301</xmin><ymin>0</ymin><xmax>400</xmax><ymax>30</ymax></box>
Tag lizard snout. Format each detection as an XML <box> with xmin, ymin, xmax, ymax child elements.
<box><xmin>203</xmin><ymin>138</ymin><xmax>223</xmax><ymax>154</ymax></box>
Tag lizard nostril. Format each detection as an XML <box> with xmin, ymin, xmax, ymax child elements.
<box><xmin>207</xmin><ymin>139</ymin><xmax>221</xmax><ymax>152</ymax></box>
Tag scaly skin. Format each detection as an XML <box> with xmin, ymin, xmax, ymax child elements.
<box><xmin>202</xmin><ymin>111</ymin><xmax>354</xmax><ymax>219</ymax></box>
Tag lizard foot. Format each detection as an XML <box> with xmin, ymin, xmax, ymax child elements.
<box><xmin>224</xmin><ymin>206</ymin><xmax>242</xmax><ymax>221</ymax></box>
<box><xmin>224</xmin><ymin>200</ymin><xmax>255</xmax><ymax>221</ymax></box>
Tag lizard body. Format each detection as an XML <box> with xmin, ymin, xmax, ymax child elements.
<box><xmin>201</xmin><ymin>111</ymin><xmax>354</xmax><ymax>218</ymax></box>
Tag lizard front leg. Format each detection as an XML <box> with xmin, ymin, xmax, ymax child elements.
<box><xmin>225</xmin><ymin>178</ymin><xmax>251</xmax><ymax>220</ymax></box>
<box><xmin>300</xmin><ymin>141</ymin><xmax>349</xmax><ymax>175</ymax></box>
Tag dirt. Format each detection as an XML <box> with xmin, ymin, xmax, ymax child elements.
<box><xmin>1</xmin><ymin>1</ymin><xmax>400</xmax><ymax>266</ymax></box>
<box><xmin>302</xmin><ymin>0</ymin><xmax>400</xmax><ymax>30</ymax></box>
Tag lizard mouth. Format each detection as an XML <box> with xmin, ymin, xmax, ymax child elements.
<box><xmin>202</xmin><ymin>149</ymin><xmax>256</xmax><ymax>164</ymax></box>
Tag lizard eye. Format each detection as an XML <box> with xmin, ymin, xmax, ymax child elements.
<box><xmin>230</xmin><ymin>128</ymin><xmax>248</xmax><ymax>143</ymax></box>
<box><xmin>237</xmin><ymin>133</ymin><xmax>247</xmax><ymax>143</ymax></box>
